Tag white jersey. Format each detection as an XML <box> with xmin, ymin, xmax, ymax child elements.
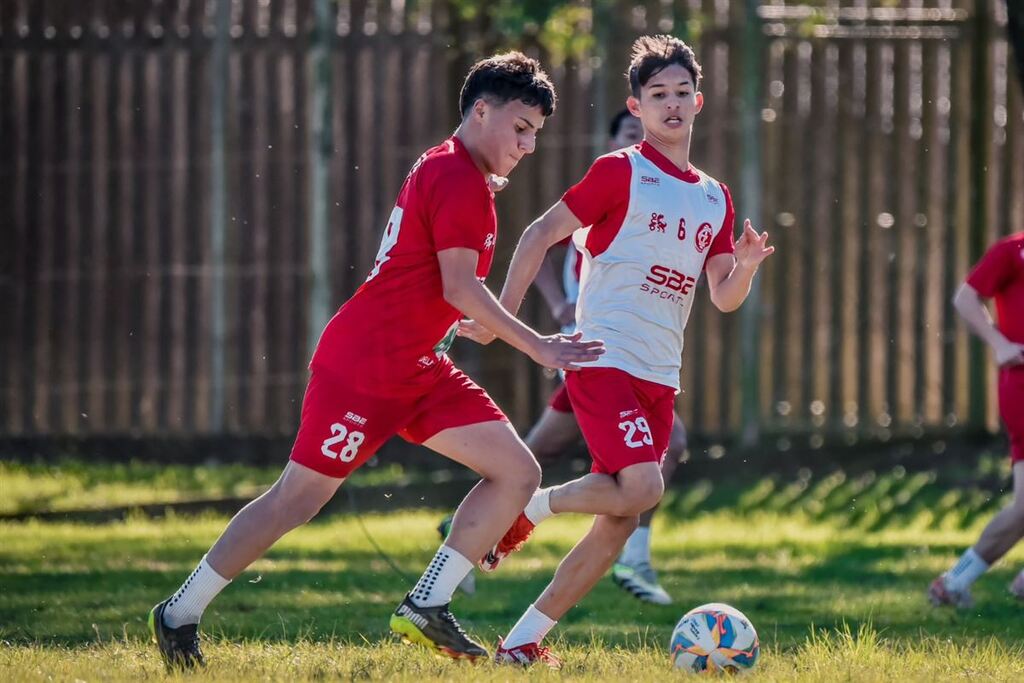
<box><xmin>563</xmin><ymin>142</ymin><xmax>735</xmax><ymax>390</ymax></box>
<box><xmin>560</xmin><ymin>240</ymin><xmax>582</xmax><ymax>335</ymax></box>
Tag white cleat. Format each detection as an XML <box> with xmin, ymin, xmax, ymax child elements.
<box><xmin>611</xmin><ymin>561</ymin><xmax>672</xmax><ymax>605</ymax></box>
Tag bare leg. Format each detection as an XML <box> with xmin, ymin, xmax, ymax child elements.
<box><xmin>423</xmin><ymin>421</ymin><xmax>542</xmax><ymax>563</ymax></box>
<box><xmin>206</xmin><ymin>461</ymin><xmax>343</xmax><ymax>578</ymax></box>
<box><xmin>547</xmin><ymin>461</ymin><xmax>664</xmax><ymax>518</ymax></box>
<box><xmin>973</xmin><ymin>461</ymin><xmax>1024</xmax><ymax>564</ymax></box>
<box><xmin>524</xmin><ymin>407</ymin><xmax>581</xmax><ymax>462</ymax></box>
<box><xmin>534</xmin><ymin>514</ymin><xmax>639</xmax><ymax>619</ymax></box>
<box><xmin>638</xmin><ymin>415</ymin><xmax>685</xmax><ymax>527</ymax></box>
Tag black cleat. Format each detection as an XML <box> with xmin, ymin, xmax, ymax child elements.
<box><xmin>389</xmin><ymin>594</ymin><xmax>488</xmax><ymax>661</ymax></box>
<box><xmin>149</xmin><ymin>599</ymin><xmax>206</xmax><ymax>670</ymax></box>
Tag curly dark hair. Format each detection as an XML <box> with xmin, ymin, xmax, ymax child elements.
<box><xmin>459</xmin><ymin>52</ymin><xmax>557</xmax><ymax>118</ymax></box>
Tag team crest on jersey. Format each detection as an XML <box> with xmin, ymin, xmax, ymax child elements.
<box><xmin>648</xmin><ymin>213</ymin><xmax>667</xmax><ymax>233</ymax></box>
<box><xmin>640</xmin><ymin>175</ymin><xmax>660</xmax><ymax>186</ymax></box>
<box><xmin>695</xmin><ymin>222</ymin><xmax>713</xmax><ymax>253</ymax></box>
<box><xmin>483</xmin><ymin>233</ymin><xmax>495</xmax><ymax>250</ymax></box>
<box><xmin>706</xmin><ymin>193</ymin><xmax>719</xmax><ymax>205</ymax></box>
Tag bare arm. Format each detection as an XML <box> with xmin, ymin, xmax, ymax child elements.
<box><xmin>438</xmin><ymin>247</ymin><xmax>602</xmax><ymax>370</ymax></box>
<box><xmin>531</xmin><ymin>245</ymin><xmax>575</xmax><ymax>327</ymax></box>
<box><xmin>953</xmin><ymin>283</ymin><xmax>1024</xmax><ymax>367</ymax></box>
<box><xmin>706</xmin><ymin>219</ymin><xmax>774</xmax><ymax>312</ymax></box>
<box><xmin>499</xmin><ymin>201</ymin><xmax>583</xmax><ymax>316</ymax></box>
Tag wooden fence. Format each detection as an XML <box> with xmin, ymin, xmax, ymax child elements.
<box><xmin>1</xmin><ymin>0</ymin><xmax>1021</xmax><ymax>447</ymax></box>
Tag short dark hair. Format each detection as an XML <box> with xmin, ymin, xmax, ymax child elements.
<box><xmin>608</xmin><ymin>109</ymin><xmax>635</xmax><ymax>138</ymax></box>
<box><xmin>459</xmin><ymin>52</ymin><xmax>557</xmax><ymax>119</ymax></box>
<box><xmin>627</xmin><ymin>35</ymin><xmax>702</xmax><ymax>98</ymax></box>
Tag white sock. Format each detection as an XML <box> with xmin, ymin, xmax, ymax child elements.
<box><xmin>524</xmin><ymin>487</ymin><xmax>554</xmax><ymax>526</ymax></box>
<box><xmin>409</xmin><ymin>545</ymin><xmax>473</xmax><ymax>608</ymax></box>
<box><xmin>944</xmin><ymin>548</ymin><xmax>989</xmax><ymax>593</ymax></box>
<box><xmin>619</xmin><ymin>526</ymin><xmax>651</xmax><ymax>566</ymax></box>
<box><xmin>502</xmin><ymin>603</ymin><xmax>557</xmax><ymax>649</ymax></box>
<box><xmin>163</xmin><ymin>555</ymin><xmax>231</xmax><ymax>628</ymax></box>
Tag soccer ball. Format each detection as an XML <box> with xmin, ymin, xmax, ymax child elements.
<box><xmin>669</xmin><ymin>603</ymin><xmax>760</xmax><ymax>674</ymax></box>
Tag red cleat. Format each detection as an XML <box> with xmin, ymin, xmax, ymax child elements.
<box><xmin>494</xmin><ymin>639</ymin><xmax>561</xmax><ymax>669</ymax></box>
<box><xmin>479</xmin><ymin>511</ymin><xmax>535</xmax><ymax>572</ymax></box>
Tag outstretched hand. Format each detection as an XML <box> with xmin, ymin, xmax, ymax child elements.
<box><xmin>734</xmin><ymin>219</ymin><xmax>775</xmax><ymax>270</ymax></box>
<box><xmin>529</xmin><ymin>331</ymin><xmax>605</xmax><ymax>372</ymax></box>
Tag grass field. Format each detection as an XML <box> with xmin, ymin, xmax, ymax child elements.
<box><xmin>2</xmin><ymin>456</ymin><xmax>1023</xmax><ymax>681</ymax></box>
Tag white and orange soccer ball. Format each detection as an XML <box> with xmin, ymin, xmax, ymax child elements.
<box><xmin>669</xmin><ymin>603</ymin><xmax>760</xmax><ymax>674</ymax></box>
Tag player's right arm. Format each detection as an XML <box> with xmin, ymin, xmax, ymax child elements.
<box><xmin>532</xmin><ymin>244</ymin><xmax>575</xmax><ymax>327</ymax></box>
<box><xmin>438</xmin><ymin>246</ymin><xmax>602</xmax><ymax>370</ymax></box>
<box><xmin>953</xmin><ymin>283</ymin><xmax>1024</xmax><ymax>367</ymax></box>
<box><xmin>498</xmin><ymin>202</ymin><xmax>582</xmax><ymax>318</ymax></box>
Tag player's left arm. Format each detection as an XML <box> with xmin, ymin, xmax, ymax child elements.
<box><xmin>706</xmin><ymin>219</ymin><xmax>774</xmax><ymax>312</ymax></box>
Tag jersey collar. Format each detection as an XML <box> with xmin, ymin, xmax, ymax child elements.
<box><xmin>638</xmin><ymin>141</ymin><xmax>700</xmax><ymax>184</ymax></box>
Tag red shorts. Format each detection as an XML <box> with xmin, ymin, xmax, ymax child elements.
<box><xmin>564</xmin><ymin>366</ymin><xmax>676</xmax><ymax>475</ymax></box>
<box><xmin>289</xmin><ymin>361</ymin><xmax>507</xmax><ymax>478</ymax></box>
<box><xmin>999</xmin><ymin>367</ymin><xmax>1024</xmax><ymax>463</ymax></box>
<box><xmin>548</xmin><ymin>382</ymin><xmax>574</xmax><ymax>414</ymax></box>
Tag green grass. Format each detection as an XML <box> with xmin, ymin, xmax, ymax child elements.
<box><xmin>0</xmin><ymin>460</ymin><xmax>409</xmax><ymax>515</ymax></box>
<box><xmin>2</xmin><ymin>456</ymin><xmax>1023</xmax><ymax>680</ymax></box>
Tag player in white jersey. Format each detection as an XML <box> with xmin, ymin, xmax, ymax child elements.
<box><xmin>526</xmin><ymin>109</ymin><xmax>688</xmax><ymax>605</ymax></box>
<box><xmin>459</xmin><ymin>35</ymin><xmax>774</xmax><ymax>667</ymax></box>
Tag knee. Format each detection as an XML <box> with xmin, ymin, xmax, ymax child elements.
<box><xmin>616</xmin><ymin>471</ymin><xmax>664</xmax><ymax>516</ymax></box>
<box><xmin>504</xmin><ymin>450</ymin><xmax>542</xmax><ymax>499</ymax></box>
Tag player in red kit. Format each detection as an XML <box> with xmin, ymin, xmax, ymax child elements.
<box><xmin>148</xmin><ymin>53</ymin><xmax>604</xmax><ymax>669</ymax></box>
<box><xmin>929</xmin><ymin>231</ymin><xmax>1024</xmax><ymax>608</ymax></box>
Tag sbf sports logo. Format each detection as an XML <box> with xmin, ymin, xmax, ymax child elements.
<box><xmin>648</xmin><ymin>213</ymin><xmax>667</xmax><ymax>233</ymax></box>
<box><xmin>646</xmin><ymin>265</ymin><xmax>697</xmax><ymax>295</ymax></box>
<box><xmin>694</xmin><ymin>222</ymin><xmax>713</xmax><ymax>253</ymax></box>
<box><xmin>640</xmin><ymin>264</ymin><xmax>697</xmax><ymax>306</ymax></box>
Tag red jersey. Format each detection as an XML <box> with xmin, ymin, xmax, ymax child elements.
<box><xmin>311</xmin><ymin>137</ymin><xmax>497</xmax><ymax>396</ymax></box>
<box><xmin>966</xmin><ymin>232</ymin><xmax>1024</xmax><ymax>344</ymax></box>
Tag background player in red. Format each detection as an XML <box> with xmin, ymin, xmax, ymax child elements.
<box><xmin>520</xmin><ymin>108</ymin><xmax>687</xmax><ymax>605</ymax></box>
<box><xmin>929</xmin><ymin>231</ymin><xmax>1024</xmax><ymax>608</ymax></box>
<box><xmin>147</xmin><ymin>52</ymin><xmax>604</xmax><ymax>669</ymax></box>
<box><xmin>461</xmin><ymin>36</ymin><xmax>774</xmax><ymax>666</ymax></box>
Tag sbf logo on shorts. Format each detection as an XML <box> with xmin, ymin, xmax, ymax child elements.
<box><xmin>344</xmin><ymin>411</ymin><xmax>367</xmax><ymax>427</ymax></box>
